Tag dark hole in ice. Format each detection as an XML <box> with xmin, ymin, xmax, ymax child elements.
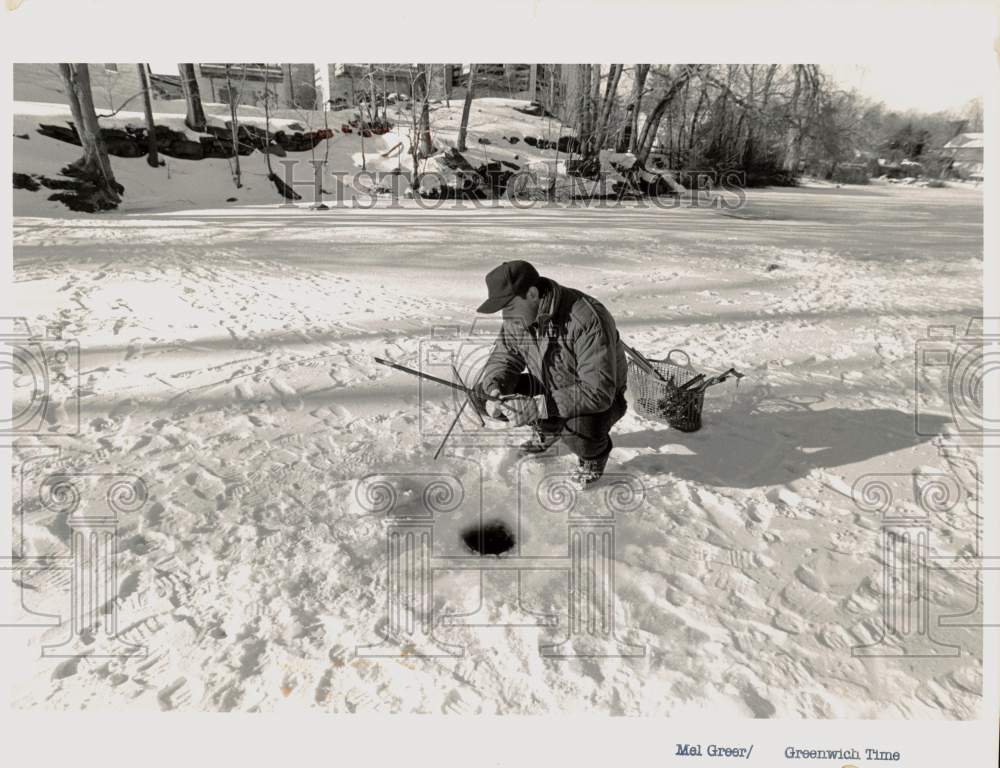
<box><xmin>461</xmin><ymin>519</ymin><xmax>515</xmax><ymax>556</ymax></box>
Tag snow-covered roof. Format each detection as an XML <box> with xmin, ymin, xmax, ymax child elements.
<box><xmin>944</xmin><ymin>132</ymin><xmax>984</xmax><ymax>150</ymax></box>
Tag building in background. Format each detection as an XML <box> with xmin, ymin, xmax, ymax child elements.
<box><xmin>942</xmin><ymin>132</ymin><xmax>984</xmax><ymax>180</ymax></box>
<box><xmin>14</xmin><ymin>63</ymin><xmax>145</xmax><ymax>111</ymax></box>
<box><xmin>13</xmin><ymin>62</ymin><xmax>319</xmax><ymax>112</ymax></box>
<box><xmin>327</xmin><ymin>64</ymin><xmax>458</xmax><ymax>108</ymax></box>
<box><xmin>326</xmin><ymin>64</ymin><xmax>562</xmax><ymax>109</ymax></box>
<box><xmin>471</xmin><ymin>64</ymin><xmax>561</xmax><ymax>103</ymax></box>
<box><xmin>148</xmin><ymin>72</ymin><xmax>183</xmax><ymax>100</ymax></box>
<box><xmin>14</xmin><ymin>62</ymin><xmax>566</xmax><ymax>115</ymax></box>
<box><xmin>194</xmin><ymin>63</ymin><xmax>318</xmax><ymax>110</ymax></box>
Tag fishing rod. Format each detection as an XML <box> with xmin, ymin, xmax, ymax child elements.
<box><xmin>375</xmin><ymin>356</ymin><xmax>518</xmax><ymax>459</ymax></box>
<box><xmin>623</xmin><ymin>344</ymin><xmax>672</xmax><ymax>384</ymax></box>
<box><xmin>372</xmin><ymin>357</ymin><xmax>518</xmax><ymax>402</ymax></box>
<box><xmin>433</xmin><ymin>364</ymin><xmax>481</xmax><ymax>460</ymax></box>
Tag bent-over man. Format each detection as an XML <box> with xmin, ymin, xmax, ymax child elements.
<box><xmin>471</xmin><ymin>260</ymin><xmax>628</xmax><ymax>489</ymax></box>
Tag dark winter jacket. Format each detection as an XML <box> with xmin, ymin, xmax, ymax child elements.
<box><xmin>480</xmin><ymin>278</ymin><xmax>628</xmax><ymax>417</ymax></box>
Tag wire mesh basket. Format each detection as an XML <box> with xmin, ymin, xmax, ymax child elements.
<box><xmin>627</xmin><ymin>349</ymin><xmax>705</xmax><ymax>432</ymax></box>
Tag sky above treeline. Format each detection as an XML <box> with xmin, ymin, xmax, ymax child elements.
<box><xmin>824</xmin><ymin>62</ymin><xmax>985</xmax><ymax>115</ymax></box>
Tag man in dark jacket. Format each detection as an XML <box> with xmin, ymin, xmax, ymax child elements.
<box><xmin>471</xmin><ymin>260</ymin><xmax>628</xmax><ymax>488</ymax></box>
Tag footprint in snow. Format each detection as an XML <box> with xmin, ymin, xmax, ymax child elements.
<box><xmin>125</xmin><ymin>340</ymin><xmax>144</xmax><ymax>360</ymax></box>
<box><xmin>345</xmin><ymin>687</ymin><xmax>381</xmax><ymax>713</ymax></box>
<box><xmin>234</xmin><ymin>382</ymin><xmax>255</xmax><ymax>401</ymax></box>
<box><xmin>740</xmin><ymin>684</ymin><xmax>777</xmax><ymax>718</ymax></box>
<box><xmin>158</xmin><ymin>677</ymin><xmax>195</xmax><ymax>710</ymax></box>
<box><xmin>270</xmin><ymin>379</ymin><xmax>303</xmax><ymax>411</ymax></box>
<box><xmin>310</xmin><ymin>403</ymin><xmax>352</xmax><ymax>426</ymax></box>
<box><xmin>442</xmin><ymin>688</ymin><xmax>484</xmax><ymax>715</ymax></box>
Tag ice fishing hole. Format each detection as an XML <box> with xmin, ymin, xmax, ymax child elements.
<box><xmin>461</xmin><ymin>519</ymin><xmax>515</xmax><ymax>556</ymax></box>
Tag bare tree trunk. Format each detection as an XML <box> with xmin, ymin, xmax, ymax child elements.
<box><xmin>443</xmin><ymin>64</ymin><xmax>452</xmax><ymax>107</ymax></box>
<box><xmin>710</xmin><ymin>64</ymin><xmax>737</xmax><ymax>162</ymax></box>
<box><xmin>407</xmin><ymin>71</ymin><xmax>421</xmax><ymax>185</ymax></box>
<box><xmin>689</xmin><ymin>79</ymin><xmax>708</xmax><ymax>150</ymax></box>
<box><xmin>584</xmin><ymin>64</ymin><xmax>601</xmax><ymax>158</ymax></box>
<box><xmin>760</xmin><ymin>64</ymin><xmax>778</xmax><ymax>111</ymax></box>
<box><xmin>677</xmin><ymin>77</ymin><xmax>689</xmax><ymax>158</ymax></box>
<box><xmin>137</xmin><ymin>63</ymin><xmax>160</xmax><ymax>167</ymax></box>
<box><xmin>548</xmin><ymin>65</ymin><xmax>556</xmax><ymax>114</ymax></box>
<box><xmin>57</xmin><ymin>63</ymin><xmax>122</xmax><ymax>207</ymax></box>
<box><xmin>178</xmin><ymin>63</ymin><xmax>206</xmax><ymax>132</ymax></box>
<box><xmin>575</xmin><ymin>64</ymin><xmax>592</xmax><ymax>157</ymax></box>
<box><xmin>637</xmin><ymin>65</ymin><xmax>700</xmax><ymax>166</ymax></box>
<box><xmin>382</xmin><ymin>68</ymin><xmax>388</xmax><ymax>121</ymax></box>
<box><xmin>225</xmin><ymin>64</ymin><xmax>242</xmax><ymax>188</ymax></box>
<box><xmin>737</xmin><ymin>64</ymin><xmax>756</xmax><ymax>165</ymax></box>
<box><xmin>368</xmin><ymin>64</ymin><xmax>378</xmax><ymax>128</ymax></box>
<box><xmin>627</xmin><ymin>64</ymin><xmax>650</xmax><ymax>154</ymax></box>
<box><xmin>416</xmin><ymin>64</ymin><xmax>434</xmax><ymax>157</ymax></box>
<box><xmin>783</xmin><ymin>65</ymin><xmax>803</xmax><ymax>173</ymax></box>
<box><xmin>666</xmin><ymin>112</ymin><xmax>673</xmax><ymax>168</ymax></box>
<box><xmin>283</xmin><ymin>64</ymin><xmax>295</xmax><ymax>109</ymax></box>
<box><xmin>359</xmin><ymin>109</ymin><xmax>367</xmax><ymax>172</ymax></box>
<box><xmin>593</xmin><ymin>63</ymin><xmax>623</xmax><ymax>153</ymax></box>
<box><xmin>457</xmin><ymin>63</ymin><xmax>476</xmax><ymax>152</ymax></box>
<box><xmin>262</xmin><ymin>75</ymin><xmax>273</xmax><ymax>176</ymax></box>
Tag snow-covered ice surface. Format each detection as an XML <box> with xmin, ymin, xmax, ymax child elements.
<box><xmin>10</xmin><ymin>183</ymin><xmax>983</xmax><ymax>716</ymax></box>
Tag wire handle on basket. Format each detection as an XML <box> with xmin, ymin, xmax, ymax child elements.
<box><xmin>664</xmin><ymin>349</ymin><xmax>691</xmax><ymax>368</ymax></box>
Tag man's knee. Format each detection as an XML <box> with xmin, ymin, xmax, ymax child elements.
<box><xmin>560</xmin><ymin>430</ymin><xmax>610</xmax><ymax>460</ymax></box>
<box><xmin>558</xmin><ymin>392</ymin><xmax>626</xmax><ymax>459</ymax></box>
<box><xmin>560</xmin><ymin>414</ymin><xmax>611</xmax><ymax>459</ymax></box>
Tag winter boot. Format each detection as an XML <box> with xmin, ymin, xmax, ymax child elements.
<box><xmin>571</xmin><ymin>450</ymin><xmax>611</xmax><ymax>490</ymax></box>
<box><xmin>519</xmin><ymin>426</ymin><xmax>559</xmax><ymax>455</ymax></box>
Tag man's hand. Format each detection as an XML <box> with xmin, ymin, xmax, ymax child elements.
<box><xmin>500</xmin><ymin>394</ymin><xmax>547</xmax><ymax>427</ymax></box>
<box><xmin>470</xmin><ymin>384</ymin><xmax>507</xmax><ymax>420</ymax></box>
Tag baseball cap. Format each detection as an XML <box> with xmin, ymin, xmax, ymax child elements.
<box><xmin>477</xmin><ymin>260</ymin><xmax>540</xmax><ymax>313</ymax></box>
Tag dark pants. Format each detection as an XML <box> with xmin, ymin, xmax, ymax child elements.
<box><xmin>512</xmin><ymin>373</ymin><xmax>627</xmax><ymax>460</ymax></box>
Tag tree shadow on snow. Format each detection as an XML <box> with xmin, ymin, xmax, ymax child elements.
<box><xmin>617</xmin><ymin>402</ymin><xmax>950</xmax><ymax>489</ymax></box>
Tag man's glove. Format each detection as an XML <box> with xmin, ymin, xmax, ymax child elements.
<box><xmin>500</xmin><ymin>394</ymin><xmax>547</xmax><ymax>427</ymax></box>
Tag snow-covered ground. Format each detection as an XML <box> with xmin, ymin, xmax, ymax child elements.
<box><xmin>10</xmin><ymin>181</ymin><xmax>984</xmax><ymax>716</ymax></box>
